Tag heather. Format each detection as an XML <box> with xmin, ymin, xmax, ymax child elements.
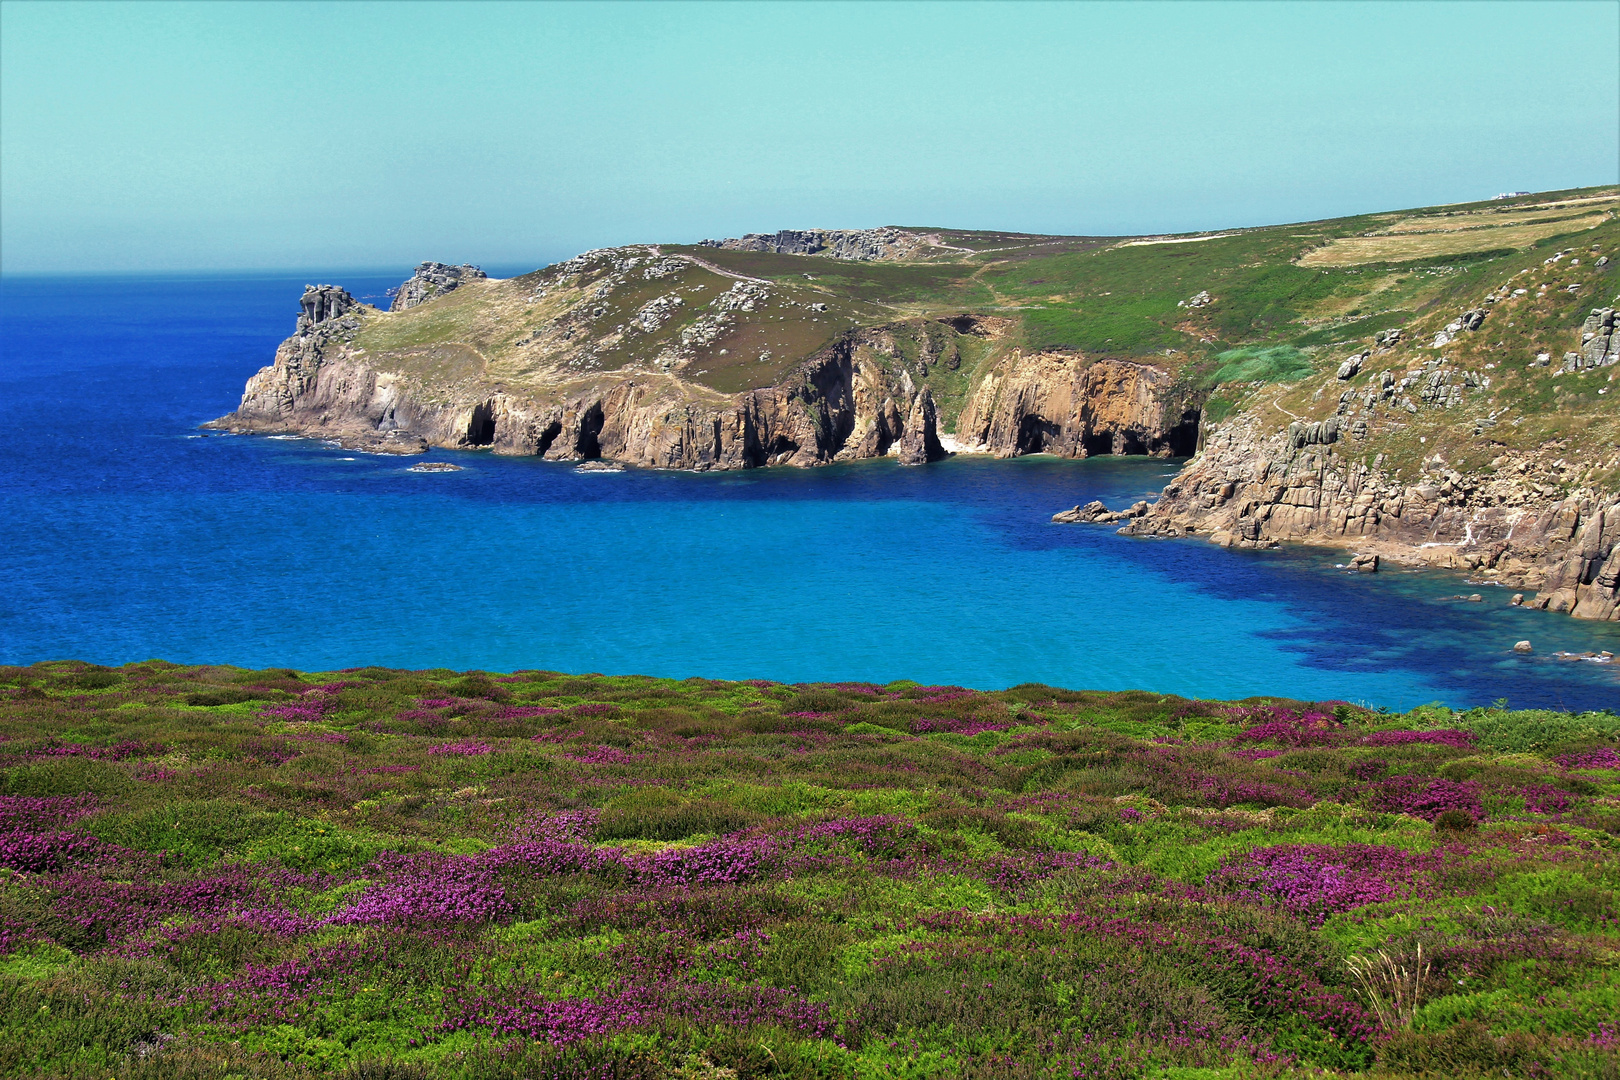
<box><xmin>0</xmin><ymin>664</ymin><xmax>1616</xmax><ymax>1079</ymax></box>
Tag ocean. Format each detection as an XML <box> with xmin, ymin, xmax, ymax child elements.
<box><xmin>2</xmin><ymin>272</ymin><xmax>1617</xmax><ymax>710</ymax></box>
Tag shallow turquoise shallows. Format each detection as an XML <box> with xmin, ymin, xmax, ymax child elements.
<box><xmin>2</xmin><ymin>273</ymin><xmax>1618</xmax><ymax>710</ymax></box>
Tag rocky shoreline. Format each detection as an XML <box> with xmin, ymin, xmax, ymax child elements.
<box><xmin>205</xmin><ymin>231</ymin><xmax>1618</xmax><ymax>624</ymax></box>
<box><xmin>1051</xmin><ymin>411</ymin><xmax>1620</xmax><ymax>622</ymax></box>
<box><xmin>205</xmin><ymin>264</ymin><xmax>1198</xmax><ymax>472</ymax></box>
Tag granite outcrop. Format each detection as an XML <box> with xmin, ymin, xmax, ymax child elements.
<box><xmin>389</xmin><ymin>263</ymin><xmax>487</xmax><ymax>312</ymax></box>
<box><xmin>1119</xmin><ymin>412</ymin><xmax>1620</xmax><ymax>621</ymax></box>
<box><xmin>699</xmin><ymin>228</ymin><xmax>966</xmax><ymax>262</ymax></box>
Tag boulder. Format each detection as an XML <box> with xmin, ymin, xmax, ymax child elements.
<box><xmin>1513</xmin><ymin>640</ymin><xmax>1533</xmax><ymax>653</ymax></box>
<box><xmin>1337</xmin><ymin>353</ymin><xmax>1366</xmax><ymax>380</ymax></box>
<box><xmin>297</xmin><ymin>285</ymin><xmax>358</xmax><ymax>331</ymax></box>
<box><xmin>1348</xmin><ymin>552</ymin><xmax>1379</xmax><ymax>573</ymax></box>
<box><xmin>1052</xmin><ymin>500</ymin><xmax>1110</xmax><ymax>524</ymax></box>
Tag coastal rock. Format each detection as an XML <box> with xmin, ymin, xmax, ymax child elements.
<box><xmin>1513</xmin><ymin>640</ymin><xmax>1533</xmax><ymax>653</ymax></box>
<box><xmin>1051</xmin><ymin>500</ymin><xmax>1150</xmax><ymax>525</ymax></box>
<box><xmin>894</xmin><ymin>388</ymin><xmax>946</xmax><ymax>465</ymax></box>
<box><xmin>298</xmin><ymin>285</ymin><xmax>359</xmax><ymax>332</ymax></box>
<box><xmin>207</xmin><ymin>295</ymin><xmax>952</xmax><ymax>473</ymax></box>
<box><xmin>389</xmin><ymin>263</ymin><xmax>488</xmax><ymax>312</ymax></box>
<box><xmin>1053</xmin><ymin>501</ymin><xmax>1111</xmax><ymax>524</ymax></box>
<box><xmin>1348</xmin><ymin>552</ymin><xmax>1379</xmax><ymax>573</ymax></box>
<box><xmin>1130</xmin><ymin>410</ymin><xmax>1620</xmax><ymax>621</ymax></box>
<box><xmin>953</xmin><ymin>351</ymin><xmax>1199</xmax><ymax>459</ymax></box>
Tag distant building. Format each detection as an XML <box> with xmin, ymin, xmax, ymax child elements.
<box><xmin>1494</xmin><ymin>191</ymin><xmax>1531</xmax><ymax>199</ymax></box>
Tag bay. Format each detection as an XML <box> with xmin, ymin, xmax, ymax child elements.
<box><xmin>2</xmin><ymin>273</ymin><xmax>1617</xmax><ymax>710</ymax></box>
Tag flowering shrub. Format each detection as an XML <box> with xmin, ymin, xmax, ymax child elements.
<box><xmin>1</xmin><ymin>662</ymin><xmax>1613</xmax><ymax>1076</ymax></box>
<box><xmin>424</xmin><ymin>740</ymin><xmax>493</xmax><ymax>756</ymax></box>
<box><xmin>327</xmin><ymin>870</ymin><xmax>510</xmax><ymax>926</ymax></box>
<box><xmin>1556</xmin><ymin>747</ymin><xmax>1620</xmax><ymax>770</ymax></box>
<box><xmin>0</xmin><ymin>829</ymin><xmax>103</xmax><ymax>872</ymax></box>
<box><xmin>1360</xmin><ymin>728</ymin><xmax>1476</xmax><ymax>748</ymax></box>
<box><xmin>912</xmin><ymin>716</ymin><xmax>1011</xmax><ymax>735</ymax></box>
<box><xmin>1359</xmin><ymin>776</ymin><xmax>1484</xmax><ymax>821</ymax></box>
<box><xmin>1229</xmin><ymin>706</ymin><xmax>1343</xmax><ymax>747</ymax></box>
<box><xmin>1207</xmin><ymin>844</ymin><xmax>1440</xmax><ymax>924</ymax></box>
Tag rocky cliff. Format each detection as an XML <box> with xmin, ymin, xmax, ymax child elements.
<box><xmin>208</xmin><ymin>189</ymin><xmax>1619</xmax><ymax>619</ymax></box>
<box><xmin>209</xmin><ymin>247</ymin><xmax>1193</xmax><ymax>473</ymax></box>
<box><xmin>210</xmin><ymin>275</ymin><xmax>951</xmax><ymax>469</ymax></box>
<box><xmin>1115</xmin><ymin>254</ymin><xmax>1620</xmax><ymax>620</ymax></box>
<box><xmin>1123</xmin><ymin>412</ymin><xmax>1619</xmax><ymax>620</ymax></box>
<box><xmin>953</xmin><ymin>350</ymin><xmax>1199</xmax><ymax>458</ymax></box>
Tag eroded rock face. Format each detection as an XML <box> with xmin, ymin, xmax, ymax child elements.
<box><xmin>953</xmin><ymin>351</ymin><xmax>1199</xmax><ymax>459</ymax></box>
<box><xmin>207</xmin><ymin>302</ymin><xmax>947</xmax><ymax>470</ymax></box>
<box><xmin>1125</xmin><ymin>413</ymin><xmax>1620</xmax><ymax>621</ymax></box>
<box><xmin>389</xmin><ymin>263</ymin><xmax>488</xmax><ymax>311</ymax></box>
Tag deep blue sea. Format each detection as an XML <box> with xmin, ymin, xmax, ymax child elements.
<box><xmin>2</xmin><ymin>273</ymin><xmax>1617</xmax><ymax>710</ymax></box>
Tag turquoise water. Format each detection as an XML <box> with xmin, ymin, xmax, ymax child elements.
<box><xmin>2</xmin><ymin>273</ymin><xmax>1617</xmax><ymax>709</ymax></box>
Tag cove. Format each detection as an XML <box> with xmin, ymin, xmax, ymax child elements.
<box><xmin>2</xmin><ymin>273</ymin><xmax>1617</xmax><ymax>710</ymax></box>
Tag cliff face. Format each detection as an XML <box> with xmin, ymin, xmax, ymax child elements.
<box><xmin>954</xmin><ymin>351</ymin><xmax>1199</xmax><ymax>458</ymax></box>
<box><xmin>212</xmin><ymin>289</ymin><xmax>951</xmax><ymax>470</ymax></box>
<box><xmin>1125</xmin><ymin>413</ymin><xmax>1620</xmax><ymax>621</ymax></box>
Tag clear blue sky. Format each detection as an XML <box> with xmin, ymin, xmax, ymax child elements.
<box><xmin>2</xmin><ymin>0</ymin><xmax>1616</xmax><ymax>274</ymax></box>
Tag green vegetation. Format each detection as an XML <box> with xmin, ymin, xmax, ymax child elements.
<box><xmin>1208</xmin><ymin>345</ymin><xmax>1314</xmax><ymax>387</ymax></box>
<box><xmin>3</xmin><ymin>660</ymin><xmax>1618</xmax><ymax>1078</ymax></box>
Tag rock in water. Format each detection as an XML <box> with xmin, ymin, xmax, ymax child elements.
<box><xmin>895</xmin><ymin>388</ymin><xmax>946</xmax><ymax>465</ymax></box>
<box><xmin>1511</xmin><ymin>593</ymin><xmax>1524</xmax><ymax>606</ymax></box>
<box><xmin>1513</xmin><ymin>640</ymin><xmax>1534</xmax><ymax>653</ymax></box>
<box><xmin>1053</xmin><ymin>501</ymin><xmax>1110</xmax><ymax>524</ymax></box>
<box><xmin>1348</xmin><ymin>552</ymin><xmax>1379</xmax><ymax>573</ymax></box>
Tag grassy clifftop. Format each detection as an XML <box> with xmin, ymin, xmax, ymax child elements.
<box><xmin>336</xmin><ymin>187</ymin><xmax>1616</xmax><ymax>449</ymax></box>
<box><xmin>3</xmin><ymin>660</ymin><xmax>1618</xmax><ymax>1077</ymax></box>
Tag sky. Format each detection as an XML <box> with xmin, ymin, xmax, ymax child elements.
<box><xmin>1</xmin><ymin>0</ymin><xmax>1616</xmax><ymax>274</ymax></box>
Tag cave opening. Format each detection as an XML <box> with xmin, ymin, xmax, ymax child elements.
<box><xmin>575</xmin><ymin>404</ymin><xmax>605</xmax><ymax>459</ymax></box>
<box><xmin>1166</xmin><ymin>410</ymin><xmax>1201</xmax><ymax>457</ymax></box>
<box><xmin>1118</xmin><ymin>431</ymin><xmax>1147</xmax><ymax>456</ymax></box>
<box><xmin>466</xmin><ymin>402</ymin><xmax>496</xmax><ymax>446</ymax></box>
<box><xmin>939</xmin><ymin>314</ymin><xmax>988</xmax><ymax>337</ymax></box>
<box><xmin>1015</xmin><ymin>414</ymin><xmax>1060</xmax><ymax>455</ymax></box>
<box><xmin>1081</xmin><ymin>431</ymin><xmax>1114</xmax><ymax>457</ymax></box>
<box><xmin>535</xmin><ymin>420</ymin><xmax>562</xmax><ymax>456</ymax></box>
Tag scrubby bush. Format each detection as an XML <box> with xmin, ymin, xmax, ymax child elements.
<box><xmin>0</xmin><ymin>663</ymin><xmax>1615</xmax><ymax>1076</ymax></box>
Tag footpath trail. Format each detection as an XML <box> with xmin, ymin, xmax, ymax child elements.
<box><xmin>648</xmin><ymin>245</ymin><xmax>771</xmax><ymax>285</ymax></box>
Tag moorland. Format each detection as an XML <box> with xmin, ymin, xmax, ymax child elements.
<box><xmin>3</xmin><ymin>660</ymin><xmax>1618</xmax><ymax>1078</ymax></box>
